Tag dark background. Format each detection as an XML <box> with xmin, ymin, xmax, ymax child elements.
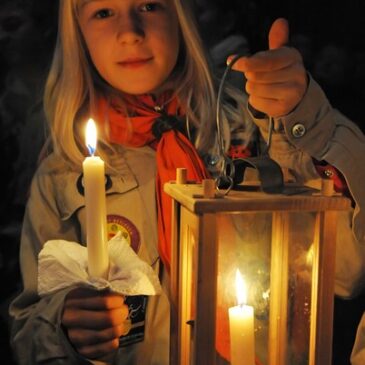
<box><xmin>1</xmin><ymin>0</ymin><xmax>365</xmax><ymax>364</ymax></box>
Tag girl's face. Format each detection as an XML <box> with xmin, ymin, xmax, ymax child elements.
<box><xmin>78</xmin><ymin>0</ymin><xmax>180</xmax><ymax>95</ymax></box>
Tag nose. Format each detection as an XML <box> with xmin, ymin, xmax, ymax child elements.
<box><xmin>117</xmin><ymin>11</ymin><xmax>144</xmax><ymax>45</ymax></box>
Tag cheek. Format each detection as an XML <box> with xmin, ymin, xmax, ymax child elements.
<box><xmin>162</xmin><ymin>26</ymin><xmax>180</xmax><ymax>70</ymax></box>
<box><xmin>85</xmin><ymin>39</ymin><xmax>109</xmax><ymax>75</ymax></box>
<box><xmin>164</xmin><ymin>44</ymin><xmax>178</xmax><ymax>73</ymax></box>
<box><xmin>80</xmin><ymin>26</ymin><xmax>108</xmax><ymax>70</ymax></box>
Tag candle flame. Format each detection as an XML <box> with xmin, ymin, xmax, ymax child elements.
<box><xmin>86</xmin><ymin>118</ymin><xmax>97</xmax><ymax>156</ymax></box>
<box><xmin>235</xmin><ymin>269</ymin><xmax>247</xmax><ymax>306</ymax></box>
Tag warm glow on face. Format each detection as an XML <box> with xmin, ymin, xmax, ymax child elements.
<box><xmin>235</xmin><ymin>269</ymin><xmax>247</xmax><ymax>306</ymax></box>
<box><xmin>86</xmin><ymin>118</ymin><xmax>97</xmax><ymax>155</ymax></box>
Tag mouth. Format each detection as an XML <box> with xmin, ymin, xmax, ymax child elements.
<box><xmin>117</xmin><ymin>57</ymin><xmax>153</xmax><ymax>68</ymax></box>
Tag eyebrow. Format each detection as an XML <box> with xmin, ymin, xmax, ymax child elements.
<box><xmin>79</xmin><ymin>0</ymin><xmax>108</xmax><ymax>8</ymax></box>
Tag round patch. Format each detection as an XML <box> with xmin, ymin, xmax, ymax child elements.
<box><xmin>107</xmin><ymin>215</ymin><xmax>141</xmax><ymax>253</ymax></box>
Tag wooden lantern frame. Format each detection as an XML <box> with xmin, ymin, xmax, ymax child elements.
<box><xmin>165</xmin><ymin>182</ymin><xmax>351</xmax><ymax>365</ymax></box>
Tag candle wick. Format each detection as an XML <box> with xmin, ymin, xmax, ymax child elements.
<box><xmin>239</xmin><ymin>302</ymin><xmax>245</xmax><ymax>309</ymax></box>
<box><xmin>87</xmin><ymin>144</ymin><xmax>96</xmax><ymax>156</ymax></box>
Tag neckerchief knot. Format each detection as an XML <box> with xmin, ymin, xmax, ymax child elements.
<box><xmin>152</xmin><ymin>114</ymin><xmax>185</xmax><ymax>140</ymax></box>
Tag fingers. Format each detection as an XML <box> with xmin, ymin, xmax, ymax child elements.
<box><xmin>62</xmin><ymin>289</ymin><xmax>131</xmax><ymax>360</ymax></box>
<box><xmin>244</xmin><ymin>60</ymin><xmax>305</xmax><ymax>84</ymax></box>
<box><xmin>227</xmin><ymin>48</ymin><xmax>306</xmax><ymax>116</ymax></box>
<box><xmin>74</xmin><ymin>337</ymin><xmax>120</xmax><ymax>360</ymax></box>
<box><xmin>68</xmin><ymin>325</ymin><xmax>125</xmax><ymax>348</ymax></box>
<box><xmin>268</xmin><ymin>18</ymin><xmax>289</xmax><ymax>50</ymax></box>
<box><xmin>65</xmin><ymin>291</ymin><xmax>125</xmax><ymax>311</ymax></box>
<box><xmin>62</xmin><ymin>288</ymin><xmax>128</xmax><ymax>336</ymax></box>
<box><xmin>65</xmin><ymin>318</ymin><xmax>131</xmax><ymax>359</ymax></box>
<box><xmin>62</xmin><ymin>305</ymin><xmax>129</xmax><ymax>329</ymax></box>
<box><xmin>246</xmin><ymin>79</ymin><xmax>305</xmax><ymax>101</ymax></box>
<box><xmin>226</xmin><ymin>17</ymin><xmax>307</xmax><ymax>117</ymax></box>
<box><xmin>230</xmin><ymin>54</ymin><xmax>306</xmax><ymax>116</ymax></box>
<box><xmin>228</xmin><ymin>47</ymin><xmax>302</xmax><ymax>73</ymax></box>
<box><xmin>246</xmin><ymin>89</ymin><xmax>303</xmax><ymax>118</ymax></box>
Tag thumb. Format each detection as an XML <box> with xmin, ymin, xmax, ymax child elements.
<box><xmin>268</xmin><ymin>18</ymin><xmax>289</xmax><ymax>50</ymax></box>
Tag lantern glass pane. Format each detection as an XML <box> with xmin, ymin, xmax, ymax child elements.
<box><xmin>214</xmin><ymin>211</ymin><xmax>317</xmax><ymax>365</ymax></box>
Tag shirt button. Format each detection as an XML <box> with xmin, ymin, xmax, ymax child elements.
<box><xmin>291</xmin><ymin>123</ymin><xmax>306</xmax><ymax>138</ymax></box>
<box><xmin>206</xmin><ymin>155</ymin><xmax>220</xmax><ymax>166</ymax></box>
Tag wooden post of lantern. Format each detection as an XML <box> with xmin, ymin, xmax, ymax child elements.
<box><xmin>166</xmin><ymin>181</ymin><xmax>350</xmax><ymax>365</ymax></box>
<box><xmin>170</xmin><ymin>168</ymin><xmax>189</xmax><ymax>365</ymax></box>
<box><xmin>269</xmin><ymin>212</ymin><xmax>290</xmax><ymax>365</ymax></box>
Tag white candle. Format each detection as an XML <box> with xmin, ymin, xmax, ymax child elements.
<box><xmin>83</xmin><ymin>118</ymin><xmax>109</xmax><ymax>278</ymax></box>
<box><xmin>229</xmin><ymin>269</ymin><xmax>255</xmax><ymax>365</ymax></box>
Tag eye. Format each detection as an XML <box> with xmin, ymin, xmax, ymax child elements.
<box><xmin>94</xmin><ymin>8</ymin><xmax>114</xmax><ymax>19</ymax></box>
<box><xmin>140</xmin><ymin>2</ymin><xmax>164</xmax><ymax>12</ymax></box>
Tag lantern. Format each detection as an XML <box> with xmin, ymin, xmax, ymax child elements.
<box><xmin>166</xmin><ymin>174</ymin><xmax>350</xmax><ymax>365</ymax></box>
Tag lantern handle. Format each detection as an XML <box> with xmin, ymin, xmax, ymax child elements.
<box><xmin>215</xmin><ymin>55</ymin><xmax>283</xmax><ymax>194</ymax></box>
<box><xmin>216</xmin><ymin>54</ymin><xmax>274</xmax><ymax>159</ymax></box>
<box><xmin>215</xmin><ymin>54</ymin><xmax>244</xmax><ymax>194</ymax></box>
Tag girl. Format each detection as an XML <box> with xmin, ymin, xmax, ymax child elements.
<box><xmin>9</xmin><ymin>0</ymin><xmax>253</xmax><ymax>363</ymax></box>
<box><xmin>9</xmin><ymin>1</ymin><xmax>365</xmax><ymax>365</ymax></box>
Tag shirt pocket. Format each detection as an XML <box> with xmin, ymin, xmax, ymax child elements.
<box><xmin>55</xmin><ymin>170</ymin><xmax>139</xmax><ymax>221</ymax></box>
<box><xmin>55</xmin><ymin>169</ymin><xmax>159</xmax><ymax>268</ymax></box>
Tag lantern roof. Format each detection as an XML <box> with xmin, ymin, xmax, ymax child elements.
<box><xmin>164</xmin><ymin>182</ymin><xmax>351</xmax><ymax>214</ymax></box>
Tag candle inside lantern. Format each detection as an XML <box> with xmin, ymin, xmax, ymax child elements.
<box><xmin>229</xmin><ymin>269</ymin><xmax>255</xmax><ymax>365</ymax></box>
<box><xmin>83</xmin><ymin>118</ymin><xmax>109</xmax><ymax>278</ymax></box>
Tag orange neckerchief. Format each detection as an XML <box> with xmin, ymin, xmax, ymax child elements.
<box><xmin>97</xmin><ymin>93</ymin><xmax>210</xmax><ymax>272</ymax></box>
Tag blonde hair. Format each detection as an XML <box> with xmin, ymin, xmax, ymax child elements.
<box><xmin>44</xmin><ymin>0</ymin><xmax>252</xmax><ymax>167</ymax></box>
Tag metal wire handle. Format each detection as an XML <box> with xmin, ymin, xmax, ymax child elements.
<box><xmin>215</xmin><ymin>55</ymin><xmax>244</xmax><ymax>195</ymax></box>
<box><xmin>215</xmin><ymin>54</ymin><xmax>275</xmax><ymax>194</ymax></box>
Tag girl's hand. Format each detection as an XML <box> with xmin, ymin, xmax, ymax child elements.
<box><xmin>62</xmin><ymin>288</ymin><xmax>129</xmax><ymax>362</ymax></box>
<box><xmin>228</xmin><ymin>18</ymin><xmax>308</xmax><ymax>117</ymax></box>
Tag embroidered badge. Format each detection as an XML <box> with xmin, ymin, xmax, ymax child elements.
<box><xmin>107</xmin><ymin>215</ymin><xmax>141</xmax><ymax>253</ymax></box>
